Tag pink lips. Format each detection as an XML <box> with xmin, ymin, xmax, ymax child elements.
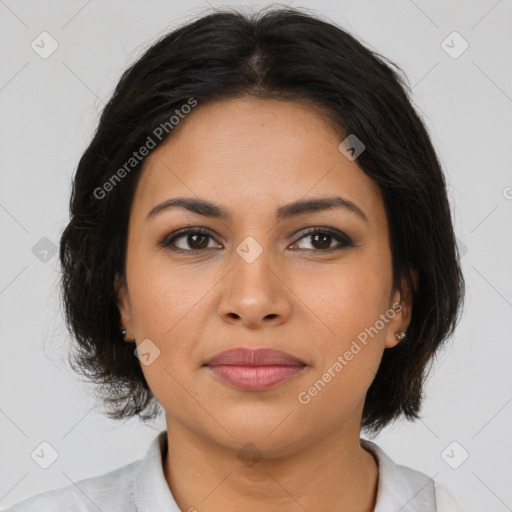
<box><xmin>204</xmin><ymin>348</ymin><xmax>308</xmax><ymax>391</ymax></box>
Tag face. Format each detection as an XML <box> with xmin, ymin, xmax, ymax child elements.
<box><xmin>116</xmin><ymin>97</ymin><xmax>414</xmax><ymax>454</ymax></box>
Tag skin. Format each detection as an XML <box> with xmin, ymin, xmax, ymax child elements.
<box><xmin>116</xmin><ymin>96</ymin><xmax>416</xmax><ymax>512</ymax></box>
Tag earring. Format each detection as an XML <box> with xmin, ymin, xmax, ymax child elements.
<box><xmin>395</xmin><ymin>328</ymin><xmax>406</xmax><ymax>341</ymax></box>
<box><xmin>121</xmin><ymin>329</ymin><xmax>136</xmax><ymax>343</ymax></box>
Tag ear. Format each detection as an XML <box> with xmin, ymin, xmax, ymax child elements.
<box><xmin>114</xmin><ymin>272</ymin><xmax>133</xmax><ymax>341</ymax></box>
<box><xmin>385</xmin><ymin>267</ymin><xmax>418</xmax><ymax>349</ymax></box>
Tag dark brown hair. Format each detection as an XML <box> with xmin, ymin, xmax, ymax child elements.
<box><xmin>59</xmin><ymin>6</ymin><xmax>465</xmax><ymax>435</ymax></box>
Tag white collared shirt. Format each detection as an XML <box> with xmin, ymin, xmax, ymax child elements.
<box><xmin>4</xmin><ymin>430</ymin><xmax>463</xmax><ymax>512</ymax></box>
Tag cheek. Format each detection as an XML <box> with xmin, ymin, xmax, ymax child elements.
<box><xmin>294</xmin><ymin>252</ymin><xmax>392</xmax><ymax>403</ymax></box>
<box><xmin>295</xmin><ymin>359</ymin><xmax>376</xmax><ymax>437</ymax></box>
<box><xmin>295</xmin><ymin>266</ymin><xmax>391</xmax><ymax>421</ymax></box>
<box><xmin>295</xmin><ymin>252</ymin><xmax>392</xmax><ymax>343</ymax></box>
<box><xmin>130</xmin><ymin>276</ymin><xmax>203</xmax><ymax>421</ymax></box>
<box><xmin>127</xmin><ymin>251</ymin><xmax>208</xmax><ymax>338</ymax></box>
<box><xmin>125</xmin><ymin>254</ymin><xmax>215</xmax><ymax>397</ymax></box>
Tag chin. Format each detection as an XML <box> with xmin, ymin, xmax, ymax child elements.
<box><xmin>210</xmin><ymin>408</ymin><xmax>310</xmax><ymax>452</ymax></box>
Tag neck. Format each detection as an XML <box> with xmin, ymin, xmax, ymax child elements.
<box><xmin>163</xmin><ymin>415</ymin><xmax>379</xmax><ymax>512</ymax></box>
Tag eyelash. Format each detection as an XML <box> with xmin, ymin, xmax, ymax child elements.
<box><xmin>159</xmin><ymin>226</ymin><xmax>354</xmax><ymax>254</ymax></box>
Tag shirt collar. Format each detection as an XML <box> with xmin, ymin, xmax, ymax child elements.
<box><xmin>361</xmin><ymin>438</ymin><xmax>436</xmax><ymax>511</ymax></box>
<box><xmin>133</xmin><ymin>430</ymin><xmax>180</xmax><ymax>512</ymax></box>
<box><xmin>133</xmin><ymin>431</ymin><xmax>436</xmax><ymax>512</ymax></box>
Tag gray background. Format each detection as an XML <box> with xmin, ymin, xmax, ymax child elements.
<box><xmin>1</xmin><ymin>0</ymin><xmax>511</xmax><ymax>510</ymax></box>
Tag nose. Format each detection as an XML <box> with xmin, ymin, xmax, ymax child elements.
<box><xmin>217</xmin><ymin>249</ymin><xmax>292</xmax><ymax>329</ymax></box>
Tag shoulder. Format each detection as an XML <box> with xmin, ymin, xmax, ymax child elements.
<box><xmin>3</xmin><ymin>459</ymin><xmax>140</xmax><ymax>512</ymax></box>
<box><xmin>5</xmin><ymin>430</ymin><xmax>172</xmax><ymax>512</ymax></box>
<box><xmin>360</xmin><ymin>438</ymin><xmax>465</xmax><ymax>512</ymax></box>
<box><xmin>434</xmin><ymin>481</ymin><xmax>465</xmax><ymax>512</ymax></box>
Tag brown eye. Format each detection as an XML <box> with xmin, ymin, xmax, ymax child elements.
<box><xmin>182</xmin><ymin>233</ymin><xmax>210</xmax><ymax>250</ymax></box>
<box><xmin>292</xmin><ymin>227</ymin><xmax>353</xmax><ymax>252</ymax></box>
<box><xmin>161</xmin><ymin>228</ymin><xmax>221</xmax><ymax>252</ymax></box>
<box><xmin>310</xmin><ymin>232</ymin><xmax>332</xmax><ymax>250</ymax></box>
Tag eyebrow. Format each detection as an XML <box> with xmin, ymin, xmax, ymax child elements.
<box><xmin>146</xmin><ymin>196</ymin><xmax>369</xmax><ymax>224</ymax></box>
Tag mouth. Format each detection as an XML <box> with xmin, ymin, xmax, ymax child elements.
<box><xmin>203</xmin><ymin>347</ymin><xmax>309</xmax><ymax>391</ymax></box>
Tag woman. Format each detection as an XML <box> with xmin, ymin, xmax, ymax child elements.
<box><xmin>7</xmin><ymin>6</ymin><xmax>465</xmax><ymax>511</ymax></box>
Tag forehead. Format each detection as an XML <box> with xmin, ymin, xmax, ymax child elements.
<box><xmin>131</xmin><ymin>97</ymin><xmax>387</xmax><ymax>232</ymax></box>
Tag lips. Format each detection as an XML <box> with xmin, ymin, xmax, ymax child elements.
<box><xmin>205</xmin><ymin>347</ymin><xmax>306</xmax><ymax>367</ymax></box>
<box><xmin>204</xmin><ymin>348</ymin><xmax>308</xmax><ymax>391</ymax></box>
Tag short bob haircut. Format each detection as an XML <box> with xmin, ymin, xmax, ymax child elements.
<box><xmin>59</xmin><ymin>6</ymin><xmax>465</xmax><ymax>436</ymax></box>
